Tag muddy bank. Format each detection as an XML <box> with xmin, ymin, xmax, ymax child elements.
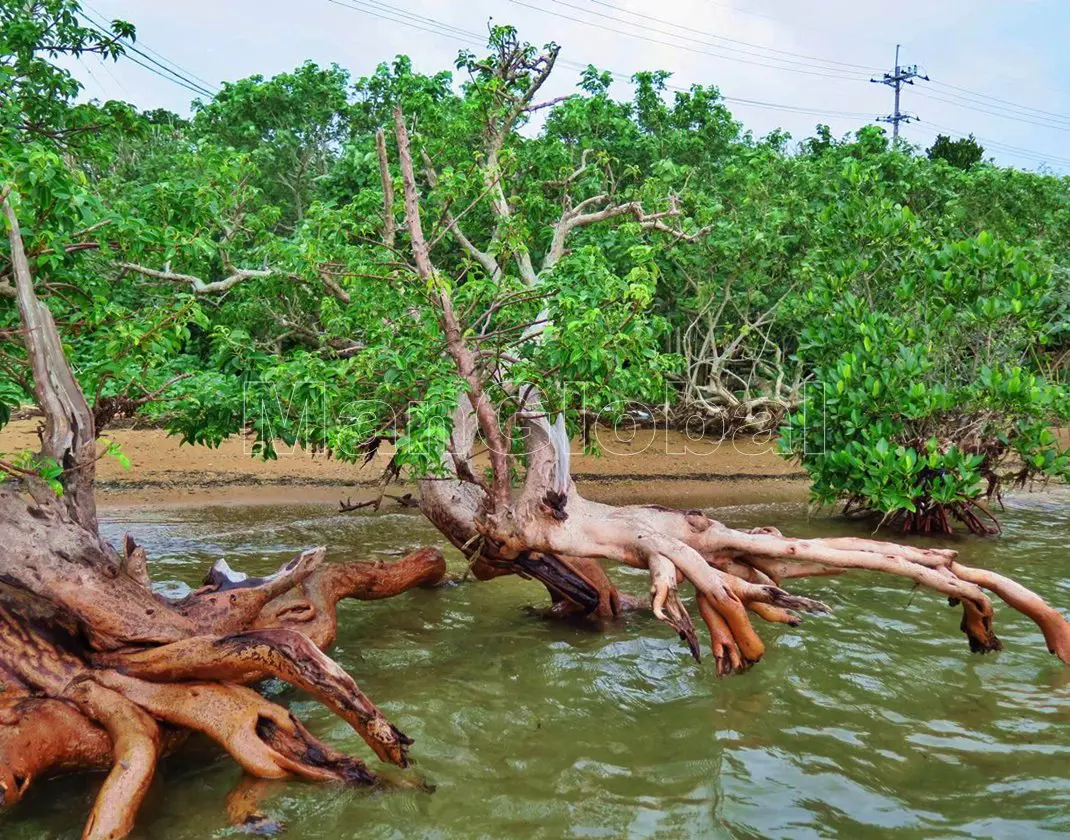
<box><xmin>0</xmin><ymin>420</ymin><xmax>807</xmax><ymax>508</ymax></box>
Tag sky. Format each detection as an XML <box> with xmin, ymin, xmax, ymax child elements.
<box><xmin>67</xmin><ymin>0</ymin><xmax>1070</xmax><ymax>173</ymax></box>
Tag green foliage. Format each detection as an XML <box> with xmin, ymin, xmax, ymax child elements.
<box><xmin>192</xmin><ymin>62</ymin><xmax>354</xmax><ymax>227</ymax></box>
<box><xmin>927</xmin><ymin>133</ymin><xmax>985</xmax><ymax>170</ymax></box>
<box><xmin>0</xmin><ymin>0</ymin><xmax>132</xmax><ymax>132</ymax></box>
<box><xmin>4</xmin><ymin>1</ymin><xmax>1070</xmax><ymax>534</ymax></box>
<box><xmin>781</xmin><ymin>228</ymin><xmax>1070</xmax><ymax>523</ymax></box>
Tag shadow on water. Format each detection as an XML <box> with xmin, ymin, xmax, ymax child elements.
<box><xmin>4</xmin><ymin>486</ymin><xmax>1070</xmax><ymax>839</ymax></box>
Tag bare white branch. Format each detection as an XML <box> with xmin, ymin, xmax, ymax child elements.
<box><xmin>375</xmin><ymin>127</ymin><xmax>396</xmax><ymax>248</ymax></box>
<box><xmin>420</xmin><ymin>149</ymin><xmax>501</xmax><ymax>280</ymax></box>
<box><xmin>118</xmin><ymin>263</ymin><xmax>272</xmax><ymax>295</ymax></box>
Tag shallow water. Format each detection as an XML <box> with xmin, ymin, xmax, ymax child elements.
<box><xmin>5</xmin><ymin>489</ymin><xmax>1070</xmax><ymax>839</ymax></box>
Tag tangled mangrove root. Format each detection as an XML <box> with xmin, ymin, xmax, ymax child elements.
<box><xmin>844</xmin><ymin>495</ymin><xmax>1002</xmax><ymax>536</ymax></box>
<box><xmin>497</xmin><ymin>468</ymin><xmax>1069</xmax><ymax>676</ymax></box>
<box><xmin>0</xmin><ymin>521</ymin><xmax>446</xmax><ymax>838</ymax></box>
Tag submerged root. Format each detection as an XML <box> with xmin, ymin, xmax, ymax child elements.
<box><xmin>225</xmin><ymin>776</ymin><xmax>288</xmax><ymax>836</ymax></box>
<box><xmin>93</xmin><ymin>673</ymin><xmax>378</xmax><ymax>785</ymax></box>
<box><xmin>0</xmin><ymin>692</ymin><xmax>110</xmax><ymax>808</ymax></box>
<box><xmin>254</xmin><ymin>546</ymin><xmax>448</xmax><ymax>648</ymax></box>
<box><xmin>0</xmin><ymin>547</ymin><xmax>447</xmax><ymax>838</ymax></box>
<box><xmin>648</xmin><ymin>554</ymin><xmax>699</xmax><ymax>659</ymax></box>
<box><xmin>66</xmin><ymin>679</ymin><xmax>161</xmax><ymax>840</ymax></box>
<box><xmin>696</xmin><ymin>593</ymin><xmax>744</xmax><ymax>676</ymax></box>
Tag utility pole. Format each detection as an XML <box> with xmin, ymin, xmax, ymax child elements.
<box><xmin>870</xmin><ymin>45</ymin><xmax>929</xmax><ymax>140</ymax></box>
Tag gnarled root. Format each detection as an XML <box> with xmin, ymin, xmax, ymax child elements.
<box><xmin>0</xmin><ymin>546</ymin><xmax>448</xmax><ymax>837</ymax></box>
<box><xmin>225</xmin><ymin>776</ymin><xmax>288</xmax><ymax>836</ymax></box>
<box><xmin>649</xmin><ymin>554</ymin><xmax>700</xmax><ymax>659</ymax></box>
<box><xmin>638</xmin><ymin>535</ymin><xmax>828</xmax><ymax>670</ymax></box>
<box><xmin>92</xmin><ymin>629</ymin><xmax>411</xmax><ymax>767</ymax></box>
<box><xmin>66</xmin><ymin>679</ymin><xmax>161</xmax><ymax>840</ymax></box>
<box><xmin>0</xmin><ymin>608</ymin><xmax>162</xmax><ymax>840</ymax></box>
<box><xmin>254</xmin><ymin>547</ymin><xmax>448</xmax><ymax>648</ymax></box>
<box><xmin>494</xmin><ymin>487</ymin><xmax>1070</xmax><ymax>671</ymax></box>
<box><xmin>172</xmin><ymin>548</ymin><xmax>326</xmax><ymax>635</ymax></box>
<box><xmin>696</xmin><ymin>594</ymin><xmax>744</xmax><ymax>677</ymax></box>
<box><xmin>950</xmin><ymin>562</ymin><xmax>1070</xmax><ymax>661</ymax></box>
<box><xmin>0</xmin><ymin>692</ymin><xmax>111</xmax><ymax>808</ymax></box>
<box><xmin>92</xmin><ymin>673</ymin><xmax>378</xmax><ymax>785</ymax></box>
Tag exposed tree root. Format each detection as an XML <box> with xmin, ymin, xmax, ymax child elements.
<box><xmin>0</xmin><ymin>693</ymin><xmax>110</xmax><ymax>808</ymax></box>
<box><xmin>92</xmin><ymin>673</ymin><xmax>379</xmax><ymax>784</ymax></box>
<box><xmin>496</xmin><ymin>475</ymin><xmax>1070</xmax><ymax>669</ymax></box>
<box><xmin>225</xmin><ymin>776</ymin><xmax>288</xmax><ymax>835</ymax></box>
<box><xmin>68</xmin><ymin>679</ymin><xmax>161</xmax><ymax>840</ymax></box>
<box><xmin>254</xmin><ymin>547</ymin><xmax>448</xmax><ymax>648</ymax></box>
<box><xmin>413</xmin><ymin>381</ymin><xmax>1070</xmax><ymax>676</ymax></box>
<box><xmin>92</xmin><ymin>628</ymin><xmax>412</xmax><ymax>766</ymax></box>
<box><xmin>0</xmin><ymin>542</ymin><xmax>444</xmax><ymax>836</ymax></box>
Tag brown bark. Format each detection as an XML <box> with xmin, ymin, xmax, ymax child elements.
<box><xmin>0</xmin><ymin>544</ymin><xmax>445</xmax><ymax>834</ymax></box>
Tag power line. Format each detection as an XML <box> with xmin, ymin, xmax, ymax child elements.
<box><xmin>320</xmin><ymin>0</ymin><xmax>1064</xmax><ymax>170</ymax></box>
<box><xmin>556</xmin><ymin>58</ymin><xmax>874</xmax><ymax>120</ymax></box>
<box><xmin>84</xmin><ymin>3</ymin><xmax>219</xmax><ymax>92</ymax></box>
<box><xmin>325</xmin><ymin>0</ymin><xmax>486</xmax><ymax>49</ymax></box>
<box><xmin>914</xmin><ymin>89</ymin><xmax>1070</xmax><ymax>135</ymax></box>
<box><xmin>559</xmin><ymin>0</ymin><xmax>883</xmax><ymax>74</ymax></box>
<box><xmin>909</xmin><ymin>121</ymin><xmax>1070</xmax><ymax>169</ymax></box>
<box><xmin>549</xmin><ymin>0</ymin><xmax>1070</xmax><ymax>138</ymax></box>
<box><xmin>722</xmin><ymin>96</ymin><xmax>873</xmax><ymax>119</ymax></box>
<box><xmin>76</xmin><ymin>57</ymin><xmax>108</xmax><ymax>100</ymax></box>
<box><xmin>93</xmin><ymin>54</ymin><xmax>133</xmax><ymax>100</ymax></box>
<box><xmin>870</xmin><ymin>45</ymin><xmax>928</xmax><ymax>140</ymax></box>
<box><xmin>509</xmin><ymin>0</ymin><xmax>868</xmax><ymax>81</ymax></box>
<box><xmin>324</xmin><ymin>0</ymin><xmax>873</xmax><ymax>121</ymax></box>
<box><xmin>79</xmin><ymin>7</ymin><xmax>218</xmax><ymax>98</ymax></box>
<box><xmin>700</xmin><ymin>0</ymin><xmax>898</xmax><ymax>53</ymax></box>
<box><xmin>118</xmin><ymin>51</ymin><xmax>214</xmax><ymax>98</ymax></box>
<box><xmin>929</xmin><ymin>80</ymin><xmax>1070</xmax><ymax>126</ymax></box>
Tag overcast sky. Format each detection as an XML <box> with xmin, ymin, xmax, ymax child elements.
<box><xmin>69</xmin><ymin>0</ymin><xmax>1070</xmax><ymax>172</ymax></box>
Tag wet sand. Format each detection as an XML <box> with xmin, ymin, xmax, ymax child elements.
<box><xmin>0</xmin><ymin>419</ymin><xmax>808</xmax><ymax>508</ymax></box>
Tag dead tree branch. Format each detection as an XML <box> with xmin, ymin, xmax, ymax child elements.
<box><xmin>118</xmin><ymin>263</ymin><xmax>272</xmax><ymax>294</ymax></box>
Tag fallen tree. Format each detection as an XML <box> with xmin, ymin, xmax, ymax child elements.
<box><xmin>0</xmin><ymin>192</ymin><xmax>446</xmax><ymax>838</ymax></box>
<box><xmin>384</xmin><ymin>68</ymin><xmax>1070</xmax><ymax>675</ymax></box>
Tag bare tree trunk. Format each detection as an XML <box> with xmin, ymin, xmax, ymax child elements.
<box><xmin>4</xmin><ymin>198</ymin><xmax>98</xmax><ymax>532</ymax></box>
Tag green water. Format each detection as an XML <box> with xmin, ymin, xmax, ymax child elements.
<box><xmin>5</xmin><ymin>489</ymin><xmax>1070</xmax><ymax>839</ymax></box>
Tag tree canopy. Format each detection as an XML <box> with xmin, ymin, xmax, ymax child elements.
<box><xmin>2</xmin><ymin>3</ymin><xmax>1069</xmax><ymax>533</ymax></box>
<box><xmin>927</xmin><ymin>132</ymin><xmax>985</xmax><ymax>170</ymax></box>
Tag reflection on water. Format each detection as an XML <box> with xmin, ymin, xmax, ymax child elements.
<box><xmin>5</xmin><ymin>488</ymin><xmax>1070</xmax><ymax>839</ymax></box>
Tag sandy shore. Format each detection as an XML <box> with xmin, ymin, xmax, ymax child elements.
<box><xmin>0</xmin><ymin>419</ymin><xmax>808</xmax><ymax>508</ymax></box>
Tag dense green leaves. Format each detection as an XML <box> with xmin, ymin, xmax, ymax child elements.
<box><xmin>927</xmin><ymin>133</ymin><xmax>985</xmax><ymax>170</ymax></box>
<box><xmin>3</xmin><ymin>1</ymin><xmax>1069</xmax><ymax>534</ymax></box>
